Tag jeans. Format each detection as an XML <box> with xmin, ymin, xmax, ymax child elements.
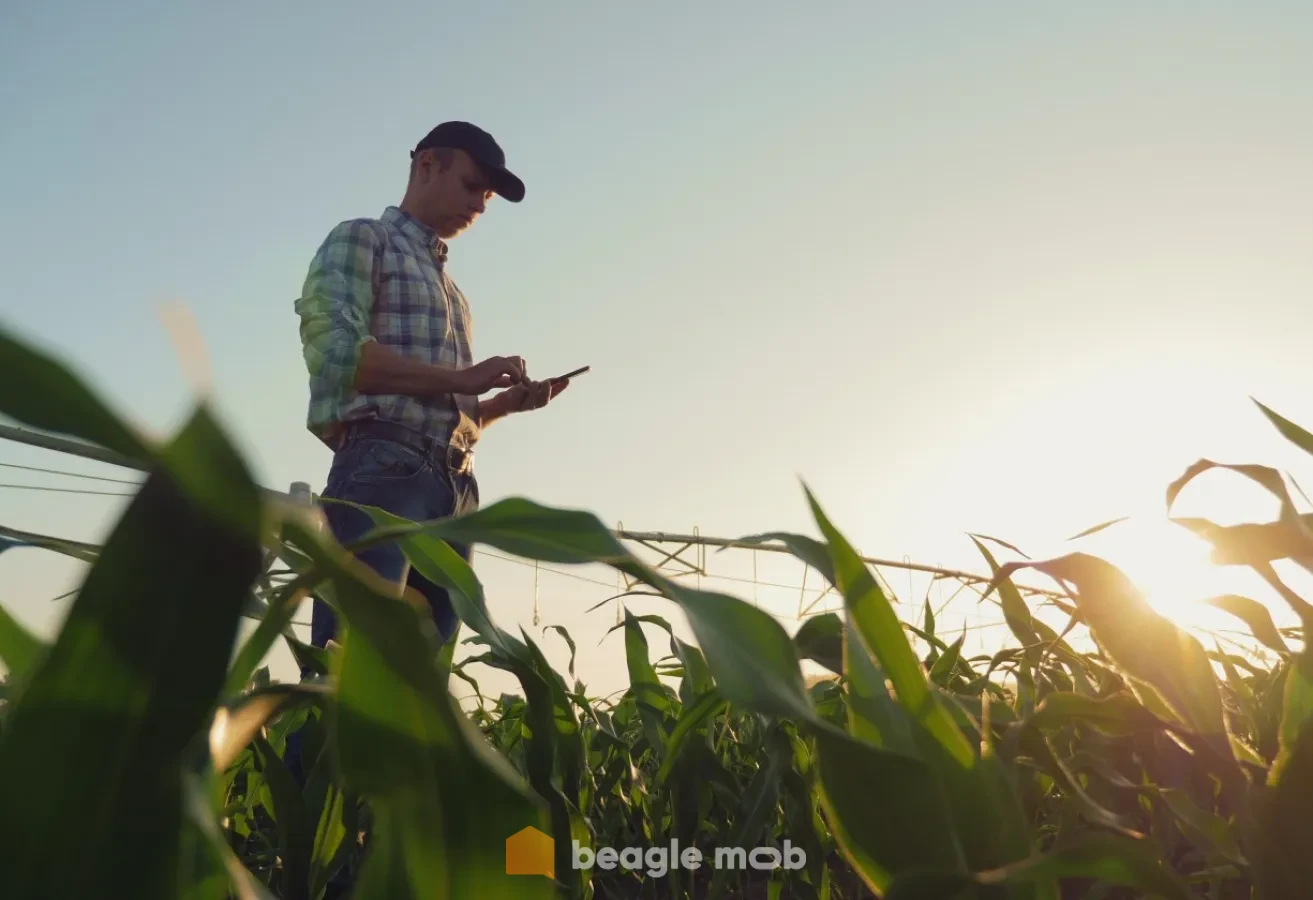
<box><xmin>309</xmin><ymin>422</ymin><xmax>480</xmax><ymax>654</ymax></box>
<box><xmin>285</xmin><ymin>422</ymin><xmax>479</xmax><ymax>867</ymax></box>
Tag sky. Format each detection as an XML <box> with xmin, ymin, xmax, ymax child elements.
<box><xmin>3</xmin><ymin>1</ymin><xmax>1313</xmax><ymax>697</ymax></box>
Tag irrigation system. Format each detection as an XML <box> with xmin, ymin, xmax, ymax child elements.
<box><xmin>0</xmin><ymin>422</ymin><xmax>1062</xmax><ymax>632</ymax></box>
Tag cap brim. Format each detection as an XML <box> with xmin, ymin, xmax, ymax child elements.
<box><xmin>485</xmin><ymin>165</ymin><xmax>525</xmax><ymax>203</ymax></box>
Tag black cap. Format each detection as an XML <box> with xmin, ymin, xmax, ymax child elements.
<box><xmin>411</xmin><ymin>121</ymin><xmax>525</xmax><ymax>203</ymax></box>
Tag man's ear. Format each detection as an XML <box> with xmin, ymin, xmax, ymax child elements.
<box><xmin>411</xmin><ymin>152</ymin><xmax>429</xmax><ymax>184</ymax></box>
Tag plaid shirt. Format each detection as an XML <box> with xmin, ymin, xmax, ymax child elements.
<box><xmin>295</xmin><ymin>206</ymin><xmax>480</xmax><ymax>451</ymax></box>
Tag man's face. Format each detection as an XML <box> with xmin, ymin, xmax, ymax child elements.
<box><xmin>410</xmin><ymin>148</ymin><xmax>496</xmax><ymax>238</ymax></box>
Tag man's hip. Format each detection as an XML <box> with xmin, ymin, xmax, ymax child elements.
<box><xmin>320</xmin><ymin>419</ymin><xmax>479</xmax><ymax>518</ymax></box>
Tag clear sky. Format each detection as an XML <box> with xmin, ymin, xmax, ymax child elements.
<box><xmin>4</xmin><ymin>1</ymin><xmax>1313</xmax><ymax>696</ymax></box>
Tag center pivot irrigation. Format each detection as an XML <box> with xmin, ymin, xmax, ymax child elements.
<box><xmin>0</xmin><ymin>423</ymin><xmax>1059</xmax><ymax>637</ymax></box>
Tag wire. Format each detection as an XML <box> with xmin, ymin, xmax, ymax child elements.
<box><xmin>473</xmin><ymin>548</ymin><xmax>623</xmax><ymax>590</ymax></box>
<box><xmin>0</xmin><ymin>483</ymin><xmax>135</xmax><ymax>497</ymax></box>
<box><xmin>41</xmin><ymin>587</ymin><xmax>315</xmax><ymax>627</ymax></box>
<box><xmin>0</xmin><ymin>461</ymin><xmax>142</xmax><ymax>486</ymax></box>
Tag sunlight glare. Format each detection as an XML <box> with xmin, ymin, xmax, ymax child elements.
<box><xmin>1099</xmin><ymin>519</ymin><xmax>1227</xmax><ymax>626</ymax></box>
<box><xmin>1087</xmin><ymin>516</ymin><xmax>1286</xmax><ymax>649</ymax></box>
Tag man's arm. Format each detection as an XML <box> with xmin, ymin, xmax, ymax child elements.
<box><xmin>476</xmin><ymin>391</ymin><xmax>515</xmax><ymax>428</ymax></box>
<box><xmin>295</xmin><ymin>220</ymin><xmax>518</xmax><ymax>402</ymax></box>
<box><xmin>294</xmin><ymin>220</ymin><xmax>385</xmax><ymax>408</ymax></box>
<box><xmin>354</xmin><ymin>341</ymin><xmax>471</xmax><ymax>396</ymax></box>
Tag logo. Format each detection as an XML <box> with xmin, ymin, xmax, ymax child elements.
<box><xmin>506</xmin><ymin>828</ymin><xmax>807</xmax><ymax>881</ymax></box>
<box><xmin>573</xmin><ymin>839</ymin><xmax>806</xmax><ymax>878</ymax></box>
<box><xmin>506</xmin><ymin>826</ymin><xmax>555</xmax><ymax>878</ymax></box>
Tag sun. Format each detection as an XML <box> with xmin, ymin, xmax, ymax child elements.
<box><xmin>1098</xmin><ymin>519</ymin><xmax>1228</xmax><ymax>623</ymax></box>
<box><xmin>1080</xmin><ymin>516</ymin><xmax>1293</xmax><ymax>643</ymax></box>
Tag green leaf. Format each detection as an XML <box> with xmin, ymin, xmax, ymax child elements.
<box><xmin>224</xmin><ymin>578</ymin><xmax>312</xmax><ymax>697</ymax></box>
<box><xmin>1167</xmin><ymin>458</ymin><xmax>1306</xmax><ymax>525</ymax></box>
<box><xmin>844</xmin><ymin>618</ymin><xmax>917</xmax><ymax>756</ymax></box>
<box><xmin>731</xmin><ymin>530</ymin><xmax>836</xmax><ymax>584</ymax></box>
<box><xmin>0</xmin><ymin>602</ymin><xmax>46</xmax><ymax>687</ymax></box>
<box><xmin>1254</xmin><ymin>399</ymin><xmax>1313</xmax><ymax>458</ymax></box>
<box><xmin>1202</xmin><ymin>594</ymin><xmax>1290</xmax><ymax>655</ymax></box>
<box><xmin>622</xmin><ymin>608</ymin><xmax>674</xmax><ymax>760</ymax></box>
<box><xmin>929</xmin><ymin>634</ymin><xmax>965</xmax><ymax>687</ymax></box>
<box><xmin>813</xmin><ymin>728</ymin><xmax>969</xmax><ymax>893</ymax></box>
<box><xmin>1009</xmin><ymin>724</ymin><xmax>1142</xmax><ymax>838</ymax></box>
<box><xmin>975</xmin><ymin>833</ymin><xmax>1192</xmax><ymax>899</ymax></box>
<box><xmin>993</xmin><ymin>553</ymin><xmax>1231</xmax><ymax>757</ymax></box>
<box><xmin>308</xmin><ymin>782</ymin><xmax>358</xmax><ymax>900</ymax></box>
<box><xmin>1065</xmin><ymin>517</ymin><xmax>1131</xmax><ymax>542</ymax></box>
<box><xmin>807</xmin><ymin>488</ymin><xmax>971</xmax><ymax>766</ymax></box>
<box><xmin>671</xmin><ymin>634</ymin><xmax>715</xmax><ymax>702</ymax></box>
<box><xmin>973</xmin><ymin>538</ymin><xmax>1042</xmax><ymax>671</ymax></box>
<box><xmin>1253</xmin><ymin>715</ymin><xmax>1313</xmax><ymax>899</ymax></box>
<box><xmin>290</xmin><ymin>522</ymin><xmax>553</xmax><ymax>900</ymax></box>
<box><xmin>183</xmin><ymin>773</ymin><xmax>279</xmax><ymax>900</ymax></box>
<box><xmin>0</xmin><ymin>524</ymin><xmax>102</xmax><ymax>563</ymax></box>
<box><xmin>1166</xmin><ymin>456</ymin><xmax>1313</xmax><ymax>595</ymax></box>
<box><xmin>0</xmin><ymin>323</ymin><xmax>153</xmax><ymax>463</ymax></box>
<box><xmin>1027</xmin><ymin>691</ymin><xmax>1164</xmax><ymax>738</ymax></box>
<box><xmin>337</xmin><ymin>500</ymin><xmax>527</xmax><ymax>662</ymax></box>
<box><xmin>658</xmin><ymin>581</ymin><xmax>818</xmax><ymax>724</ymax></box>
<box><xmin>1272</xmin><ymin>654</ymin><xmax>1313</xmax><ymax>784</ymax></box>
<box><xmin>0</xmin><ymin>322</ymin><xmax>264</xmax><ymax>542</ymax></box>
<box><xmin>808</xmin><ymin>487</ymin><xmax>1036</xmax><ymax>883</ymax></box>
<box><xmin>794</xmin><ymin>612</ymin><xmax>843</xmax><ymax>674</ymax></box>
<box><xmin>885</xmin><ymin>835</ymin><xmax>1193</xmax><ymax>900</ymax></box>
<box><xmin>1174</xmin><ymin>517</ymin><xmax>1313</xmax><ymax>572</ymax></box>
<box><xmin>346</xmin><ymin>509</ymin><xmax>589</xmax><ymax>892</ymax></box>
<box><xmin>1158</xmin><ymin>787</ymin><xmax>1247</xmax><ymax>867</ymax></box>
<box><xmin>542</xmin><ymin>625</ymin><xmax>577</xmax><ymax>679</ymax></box>
<box><xmin>707</xmin><ymin>725</ymin><xmax>793</xmax><ymax>896</ymax></box>
<box><xmin>0</xmin><ymin>407</ymin><xmax>263</xmax><ymax>900</ymax></box>
<box><xmin>210</xmin><ymin>683</ymin><xmax>330</xmax><ymax>772</ymax></box>
<box><xmin>284</xmin><ymin>631</ymin><xmax>333</xmax><ymax>679</ymax></box>
<box><xmin>354</xmin><ymin>496</ymin><xmax>630</xmax><ymax>565</ymax></box>
<box><xmin>255</xmin><ymin>736</ymin><xmax>313</xmax><ymax>900</ymax></box>
<box><xmin>656</xmin><ymin>690</ymin><xmax>726</xmax><ymax>785</ymax></box>
<box><xmin>360</xmin><ymin>497</ymin><xmax>825</xmax><ymax>727</ymax></box>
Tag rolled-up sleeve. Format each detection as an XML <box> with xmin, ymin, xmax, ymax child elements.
<box><xmin>294</xmin><ymin>220</ymin><xmax>380</xmax><ymax>409</ymax></box>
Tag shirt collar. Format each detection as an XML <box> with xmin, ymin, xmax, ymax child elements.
<box><xmin>382</xmin><ymin>205</ymin><xmax>448</xmax><ymax>262</ymax></box>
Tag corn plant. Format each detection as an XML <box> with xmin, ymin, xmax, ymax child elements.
<box><xmin>1</xmin><ymin>320</ymin><xmax>1312</xmax><ymax>899</ymax></box>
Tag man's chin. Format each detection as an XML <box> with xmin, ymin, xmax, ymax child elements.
<box><xmin>437</xmin><ymin>219</ymin><xmax>473</xmax><ymax>239</ymax></box>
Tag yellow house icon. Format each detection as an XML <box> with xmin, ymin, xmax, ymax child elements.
<box><xmin>506</xmin><ymin>826</ymin><xmax>555</xmax><ymax>878</ymax></box>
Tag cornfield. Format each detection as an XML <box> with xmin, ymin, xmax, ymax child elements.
<box><xmin>2</xmin><ymin>321</ymin><xmax>1313</xmax><ymax>900</ymax></box>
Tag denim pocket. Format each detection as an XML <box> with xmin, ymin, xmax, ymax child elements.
<box><xmin>351</xmin><ymin>438</ymin><xmax>429</xmax><ymax>484</ymax></box>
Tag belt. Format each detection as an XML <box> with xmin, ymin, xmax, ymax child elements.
<box><xmin>343</xmin><ymin>420</ymin><xmax>474</xmax><ymax>475</ymax></box>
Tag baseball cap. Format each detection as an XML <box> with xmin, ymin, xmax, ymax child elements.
<box><xmin>410</xmin><ymin>121</ymin><xmax>525</xmax><ymax>203</ymax></box>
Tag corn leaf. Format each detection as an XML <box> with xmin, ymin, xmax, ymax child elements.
<box><xmin>0</xmin><ymin>407</ymin><xmax>263</xmax><ymax>900</ymax></box>
<box><xmin>794</xmin><ymin>611</ymin><xmax>844</xmax><ymax>674</ymax></box>
<box><xmin>1202</xmin><ymin>594</ymin><xmax>1290</xmax><ymax>655</ymax></box>
<box><xmin>288</xmin><ymin>522</ymin><xmax>553</xmax><ymax>900</ymax></box>
<box><xmin>808</xmin><ymin>487</ymin><xmax>1038</xmax><ymax>887</ymax></box>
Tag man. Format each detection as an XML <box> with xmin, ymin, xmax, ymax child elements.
<box><xmin>294</xmin><ymin>120</ymin><xmax>569</xmax><ymax>652</ymax></box>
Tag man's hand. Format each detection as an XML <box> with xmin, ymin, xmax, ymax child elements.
<box><xmin>501</xmin><ymin>377</ymin><xmax>569</xmax><ymax>412</ymax></box>
<box><xmin>478</xmin><ymin>377</ymin><xmax>570</xmax><ymax>428</ymax></box>
<box><xmin>455</xmin><ymin>355</ymin><xmax>528</xmax><ymax>394</ymax></box>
